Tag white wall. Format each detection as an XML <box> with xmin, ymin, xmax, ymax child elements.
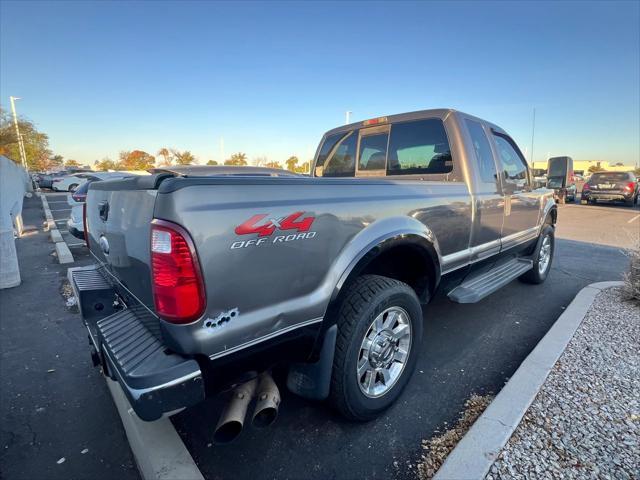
<box><xmin>0</xmin><ymin>155</ymin><xmax>31</xmax><ymax>289</ymax></box>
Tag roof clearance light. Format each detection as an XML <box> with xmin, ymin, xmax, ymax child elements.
<box><xmin>363</xmin><ymin>116</ymin><xmax>388</xmax><ymax>126</ymax></box>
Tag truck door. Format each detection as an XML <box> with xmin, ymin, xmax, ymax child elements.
<box><xmin>464</xmin><ymin>118</ymin><xmax>503</xmax><ymax>259</ymax></box>
<box><xmin>490</xmin><ymin>131</ymin><xmax>541</xmax><ymax>250</ymax></box>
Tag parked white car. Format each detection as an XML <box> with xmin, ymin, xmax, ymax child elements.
<box><xmin>66</xmin><ymin>172</ymin><xmax>148</xmax><ymax>239</ymax></box>
<box><xmin>52</xmin><ymin>173</ymin><xmax>92</xmax><ymax>192</ymax></box>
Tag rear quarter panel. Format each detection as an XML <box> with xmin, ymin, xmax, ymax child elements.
<box><xmin>153</xmin><ymin>178</ymin><xmax>472</xmax><ymax>357</ymax></box>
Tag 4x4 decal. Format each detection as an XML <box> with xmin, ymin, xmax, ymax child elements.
<box><xmin>231</xmin><ymin>211</ymin><xmax>317</xmax><ymax>249</ymax></box>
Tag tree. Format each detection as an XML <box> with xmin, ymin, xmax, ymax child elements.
<box><xmin>94</xmin><ymin>157</ymin><xmax>118</xmax><ymax>171</ymax></box>
<box><xmin>157</xmin><ymin>148</ymin><xmax>172</xmax><ymax>166</ymax></box>
<box><xmin>285</xmin><ymin>156</ymin><xmax>299</xmax><ymax>172</ymax></box>
<box><xmin>224</xmin><ymin>152</ymin><xmax>248</xmax><ymax>166</ymax></box>
<box><xmin>295</xmin><ymin>161</ymin><xmax>310</xmax><ymax>174</ymax></box>
<box><xmin>588</xmin><ymin>165</ymin><xmax>605</xmax><ymax>173</ymax></box>
<box><xmin>118</xmin><ymin>150</ymin><xmax>155</xmax><ymax>170</ymax></box>
<box><xmin>171</xmin><ymin>149</ymin><xmax>196</xmax><ymax>165</ymax></box>
<box><xmin>264</xmin><ymin>161</ymin><xmax>282</xmax><ymax>169</ymax></box>
<box><xmin>0</xmin><ymin>107</ymin><xmax>52</xmax><ymax>170</ymax></box>
<box><xmin>65</xmin><ymin>159</ymin><xmax>80</xmax><ymax>167</ymax></box>
<box><xmin>49</xmin><ymin>155</ymin><xmax>63</xmax><ymax>167</ymax></box>
<box><xmin>206</xmin><ymin>160</ymin><xmax>219</xmax><ymax>166</ymax></box>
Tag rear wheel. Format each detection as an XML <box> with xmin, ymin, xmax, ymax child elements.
<box><xmin>520</xmin><ymin>225</ymin><xmax>554</xmax><ymax>284</ymax></box>
<box><xmin>329</xmin><ymin>275</ymin><xmax>423</xmax><ymax>421</ymax></box>
<box><xmin>624</xmin><ymin>197</ymin><xmax>634</xmax><ymax>207</ymax></box>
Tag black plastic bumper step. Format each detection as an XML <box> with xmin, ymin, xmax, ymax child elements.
<box><xmin>448</xmin><ymin>258</ymin><xmax>533</xmax><ymax>304</ymax></box>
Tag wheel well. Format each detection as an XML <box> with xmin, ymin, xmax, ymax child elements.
<box><xmin>356</xmin><ymin>243</ymin><xmax>437</xmax><ymax>303</ymax></box>
<box><xmin>548</xmin><ymin>207</ymin><xmax>557</xmax><ymax>226</ymax></box>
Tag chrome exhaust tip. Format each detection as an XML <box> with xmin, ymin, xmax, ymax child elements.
<box><xmin>251</xmin><ymin>372</ymin><xmax>280</xmax><ymax>429</ymax></box>
<box><xmin>213</xmin><ymin>377</ymin><xmax>258</xmax><ymax>444</ymax></box>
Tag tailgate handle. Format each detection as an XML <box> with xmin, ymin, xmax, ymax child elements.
<box><xmin>98</xmin><ymin>201</ymin><xmax>109</xmax><ymax>221</ymax></box>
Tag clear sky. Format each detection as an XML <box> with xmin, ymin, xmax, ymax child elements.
<box><xmin>1</xmin><ymin>1</ymin><xmax>638</xmax><ymax>167</ymax></box>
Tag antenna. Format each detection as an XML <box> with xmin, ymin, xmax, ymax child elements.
<box><xmin>530</xmin><ymin>108</ymin><xmax>536</xmax><ymax>164</ymax></box>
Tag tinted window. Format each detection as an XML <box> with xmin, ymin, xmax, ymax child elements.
<box><xmin>387</xmin><ymin>119</ymin><xmax>452</xmax><ymax>175</ymax></box>
<box><xmin>358</xmin><ymin>132</ymin><xmax>388</xmax><ymax>172</ymax></box>
<box><xmin>465</xmin><ymin>119</ymin><xmax>496</xmax><ymax>183</ymax></box>
<box><xmin>323</xmin><ymin>132</ymin><xmax>357</xmax><ymax>177</ymax></box>
<box><xmin>590</xmin><ymin>172</ymin><xmax>630</xmax><ymax>182</ymax></box>
<box><xmin>314</xmin><ymin>132</ymin><xmax>345</xmax><ymax>177</ymax></box>
<box><xmin>74</xmin><ymin>180</ymin><xmax>93</xmax><ymax>195</ymax></box>
<box><xmin>493</xmin><ymin>134</ymin><xmax>528</xmax><ymax>186</ymax></box>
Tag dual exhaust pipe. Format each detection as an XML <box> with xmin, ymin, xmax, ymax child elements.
<box><xmin>213</xmin><ymin>372</ymin><xmax>281</xmax><ymax>444</ymax></box>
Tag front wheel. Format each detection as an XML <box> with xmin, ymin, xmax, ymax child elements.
<box><xmin>329</xmin><ymin>275</ymin><xmax>423</xmax><ymax>421</ymax></box>
<box><xmin>520</xmin><ymin>225</ymin><xmax>555</xmax><ymax>284</ymax></box>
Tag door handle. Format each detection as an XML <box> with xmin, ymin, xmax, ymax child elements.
<box><xmin>98</xmin><ymin>201</ymin><xmax>109</xmax><ymax>221</ymax></box>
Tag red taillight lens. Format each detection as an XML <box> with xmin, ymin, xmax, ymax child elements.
<box><xmin>150</xmin><ymin>221</ymin><xmax>205</xmax><ymax>324</ymax></box>
<box><xmin>582</xmin><ymin>183</ymin><xmax>590</xmax><ymax>190</ymax></box>
<box><xmin>72</xmin><ymin>192</ymin><xmax>87</xmax><ymax>202</ymax></box>
<box><xmin>624</xmin><ymin>182</ymin><xmax>635</xmax><ymax>191</ymax></box>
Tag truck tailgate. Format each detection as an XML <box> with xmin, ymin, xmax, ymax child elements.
<box><xmin>86</xmin><ymin>179</ymin><xmax>158</xmax><ymax>310</ymax></box>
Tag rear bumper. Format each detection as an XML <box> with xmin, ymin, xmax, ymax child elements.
<box><xmin>70</xmin><ymin>266</ymin><xmax>206</xmax><ymax>421</ymax></box>
<box><xmin>582</xmin><ymin>191</ymin><xmax>633</xmax><ymax>202</ymax></box>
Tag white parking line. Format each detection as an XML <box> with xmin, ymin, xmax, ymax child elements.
<box><xmin>628</xmin><ymin>214</ymin><xmax>640</xmax><ymax>224</ymax></box>
<box><xmin>50</xmin><ymin>208</ymin><xmax>71</xmax><ymax>212</ymax></box>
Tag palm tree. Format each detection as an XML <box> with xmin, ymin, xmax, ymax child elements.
<box><xmin>157</xmin><ymin>148</ymin><xmax>172</xmax><ymax>166</ymax></box>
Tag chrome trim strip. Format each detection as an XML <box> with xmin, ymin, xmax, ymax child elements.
<box><xmin>441</xmin><ymin>227</ymin><xmax>539</xmax><ymax>275</ymax></box>
<box><xmin>103</xmin><ymin>348</ymin><xmax>202</xmax><ymax>395</ymax></box>
<box><xmin>208</xmin><ymin>317</ymin><xmax>324</xmax><ymax>361</ymax></box>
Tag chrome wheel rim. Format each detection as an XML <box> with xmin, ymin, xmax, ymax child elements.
<box><xmin>357</xmin><ymin>306</ymin><xmax>412</xmax><ymax>398</ymax></box>
<box><xmin>538</xmin><ymin>235</ymin><xmax>552</xmax><ymax>274</ymax></box>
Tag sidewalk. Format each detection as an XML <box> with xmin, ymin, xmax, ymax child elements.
<box><xmin>488</xmin><ymin>287</ymin><xmax>639</xmax><ymax>479</ymax></box>
<box><xmin>0</xmin><ymin>196</ymin><xmax>139</xmax><ymax>480</ymax></box>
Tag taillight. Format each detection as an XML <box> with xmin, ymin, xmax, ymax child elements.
<box><xmin>582</xmin><ymin>183</ymin><xmax>590</xmax><ymax>190</ymax></box>
<box><xmin>624</xmin><ymin>182</ymin><xmax>635</xmax><ymax>191</ymax></box>
<box><xmin>82</xmin><ymin>203</ymin><xmax>89</xmax><ymax>246</ymax></box>
<box><xmin>150</xmin><ymin>220</ymin><xmax>205</xmax><ymax>324</ymax></box>
<box><xmin>72</xmin><ymin>192</ymin><xmax>87</xmax><ymax>202</ymax></box>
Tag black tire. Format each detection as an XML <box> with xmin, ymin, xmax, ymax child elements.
<box><xmin>624</xmin><ymin>197</ymin><xmax>634</xmax><ymax>207</ymax></box>
<box><xmin>520</xmin><ymin>225</ymin><xmax>555</xmax><ymax>284</ymax></box>
<box><xmin>68</xmin><ymin>183</ymin><xmax>78</xmax><ymax>192</ymax></box>
<box><xmin>329</xmin><ymin>275</ymin><xmax>423</xmax><ymax>421</ymax></box>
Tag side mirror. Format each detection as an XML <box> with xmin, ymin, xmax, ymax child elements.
<box><xmin>546</xmin><ymin>156</ymin><xmax>573</xmax><ymax>188</ymax></box>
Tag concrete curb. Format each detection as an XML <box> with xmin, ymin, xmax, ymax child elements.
<box><xmin>40</xmin><ymin>192</ymin><xmax>74</xmax><ymax>264</ymax></box>
<box><xmin>107</xmin><ymin>379</ymin><xmax>204</xmax><ymax>480</ymax></box>
<box><xmin>434</xmin><ymin>281</ymin><xmax>624</xmax><ymax>480</ymax></box>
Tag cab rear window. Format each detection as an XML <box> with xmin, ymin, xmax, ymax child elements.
<box><xmin>387</xmin><ymin>119</ymin><xmax>452</xmax><ymax>175</ymax></box>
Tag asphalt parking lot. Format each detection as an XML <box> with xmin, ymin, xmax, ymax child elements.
<box><xmin>42</xmin><ymin>191</ymin><xmax>91</xmax><ymax>263</ymax></box>
<box><xmin>1</xmin><ymin>193</ymin><xmax>638</xmax><ymax>480</ymax></box>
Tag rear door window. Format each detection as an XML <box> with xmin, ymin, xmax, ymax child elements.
<box><xmin>387</xmin><ymin>119</ymin><xmax>453</xmax><ymax>175</ymax></box>
<box><xmin>465</xmin><ymin>119</ymin><xmax>496</xmax><ymax>183</ymax></box>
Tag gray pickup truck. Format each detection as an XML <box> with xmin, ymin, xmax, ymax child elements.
<box><xmin>72</xmin><ymin>109</ymin><xmax>558</xmax><ymax>441</ymax></box>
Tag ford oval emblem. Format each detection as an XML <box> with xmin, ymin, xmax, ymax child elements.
<box><xmin>99</xmin><ymin>235</ymin><xmax>110</xmax><ymax>255</ymax></box>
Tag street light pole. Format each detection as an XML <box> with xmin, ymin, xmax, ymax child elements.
<box><xmin>345</xmin><ymin>111</ymin><xmax>352</xmax><ymax>125</ymax></box>
<box><xmin>9</xmin><ymin>96</ymin><xmax>28</xmax><ymax>170</ymax></box>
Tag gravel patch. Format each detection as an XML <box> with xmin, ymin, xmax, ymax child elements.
<box><xmin>488</xmin><ymin>287</ymin><xmax>639</xmax><ymax>479</ymax></box>
<box><xmin>418</xmin><ymin>394</ymin><xmax>494</xmax><ymax>479</ymax></box>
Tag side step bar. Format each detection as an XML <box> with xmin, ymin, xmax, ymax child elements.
<box><xmin>448</xmin><ymin>258</ymin><xmax>533</xmax><ymax>304</ymax></box>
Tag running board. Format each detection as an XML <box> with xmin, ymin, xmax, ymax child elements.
<box><xmin>448</xmin><ymin>258</ymin><xmax>533</xmax><ymax>304</ymax></box>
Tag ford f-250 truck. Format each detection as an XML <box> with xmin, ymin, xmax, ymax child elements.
<box><xmin>71</xmin><ymin>109</ymin><xmax>558</xmax><ymax>442</ymax></box>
